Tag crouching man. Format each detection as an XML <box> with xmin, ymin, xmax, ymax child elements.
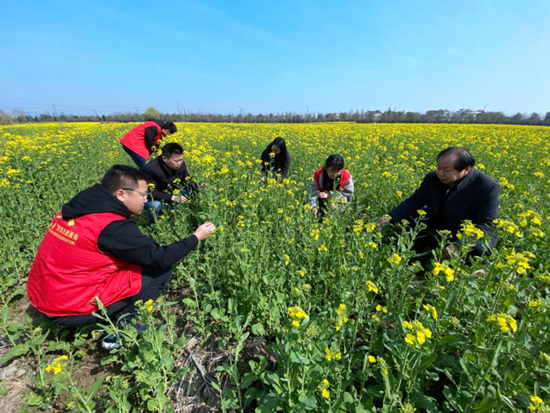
<box><xmin>26</xmin><ymin>165</ymin><xmax>215</xmax><ymax>348</ymax></box>
<box><xmin>141</xmin><ymin>143</ymin><xmax>205</xmax><ymax>221</ymax></box>
<box><xmin>377</xmin><ymin>147</ymin><xmax>500</xmax><ymax>258</ymax></box>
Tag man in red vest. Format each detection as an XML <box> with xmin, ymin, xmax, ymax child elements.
<box><xmin>120</xmin><ymin>119</ymin><xmax>177</xmax><ymax>168</ymax></box>
<box><xmin>27</xmin><ymin>165</ymin><xmax>215</xmax><ymax>348</ymax></box>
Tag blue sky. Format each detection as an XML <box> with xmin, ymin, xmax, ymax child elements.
<box><xmin>1</xmin><ymin>0</ymin><xmax>549</xmax><ymax>116</ymax></box>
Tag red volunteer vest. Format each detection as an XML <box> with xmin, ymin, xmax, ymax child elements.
<box><xmin>27</xmin><ymin>212</ymin><xmax>142</xmax><ymax>317</ymax></box>
<box><xmin>313</xmin><ymin>167</ymin><xmax>351</xmax><ymax>192</ymax></box>
<box><xmin>119</xmin><ymin>121</ymin><xmax>162</xmax><ymax>159</ymax></box>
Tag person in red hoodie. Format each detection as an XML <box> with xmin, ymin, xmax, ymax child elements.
<box><xmin>27</xmin><ymin>165</ymin><xmax>215</xmax><ymax>348</ymax></box>
<box><xmin>119</xmin><ymin>119</ymin><xmax>177</xmax><ymax>168</ymax></box>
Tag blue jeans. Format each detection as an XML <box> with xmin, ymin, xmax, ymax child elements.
<box><xmin>145</xmin><ymin>200</ymin><xmax>163</xmax><ymax>222</ymax></box>
<box><xmin>122</xmin><ymin>145</ymin><xmax>147</xmax><ymax>169</ymax></box>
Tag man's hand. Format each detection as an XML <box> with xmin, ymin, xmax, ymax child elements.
<box><xmin>171</xmin><ymin>195</ymin><xmax>188</xmax><ymax>203</ymax></box>
<box><xmin>319</xmin><ymin>191</ymin><xmax>329</xmax><ymax>199</ymax></box>
<box><xmin>376</xmin><ymin>216</ymin><xmax>391</xmax><ymax>228</ymax></box>
<box><xmin>199</xmin><ymin>182</ymin><xmax>207</xmax><ymax>188</ymax></box>
<box><xmin>194</xmin><ymin>222</ymin><xmax>216</xmax><ymax>241</ymax></box>
<box><xmin>442</xmin><ymin>244</ymin><xmax>459</xmax><ymax>259</ymax></box>
<box><xmin>312</xmin><ymin>208</ymin><xmax>319</xmax><ymax>218</ymax></box>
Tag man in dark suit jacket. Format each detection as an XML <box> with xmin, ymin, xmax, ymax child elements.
<box><xmin>377</xmin><ymin>147</ymin><xmax>500</xmax><ymax>257</ymax></box>
<box><xmin>141</xmin><ymin>143</ymin><xmax>204</xmax><ymax>221</ymax></box>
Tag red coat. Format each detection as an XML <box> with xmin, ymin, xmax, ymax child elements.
<box><xmin>119</xmin><ymin>121</ymin><xmax>162</xmax><ymax>159</ymax></box>
<box><xmin>27</xmin><ymin>212</ymin><xmax>142</xmax><ymax>316</ymax></box>
<box><xmin>313</xmin><ymin>167</ymin><xmax>351</xmax><ymax>191</ymax></box>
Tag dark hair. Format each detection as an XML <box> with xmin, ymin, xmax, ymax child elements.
<box><xmin>270</xmin><ymin>137</ymin><xmax>287</xmax><ymax>153</ymax></box>
<box><xmin>325</xmin><ymin>154</ymin><xmax>344</xmax><ymax>170</ymax></box>
<box><xmin>161</xmin><ymin>142</ymin><xmax>184</xmax><ymax>158</ymax></box>
<box><xmin>437</xmin><ymin>147</ymin><xmax>475</xmax><ymax>171</ymax></box>
<box><xmin>162</xmin><ymin>121</ymin><xmax>177</xmax><ymax>134</ymax></box>
<box><xmin>101</xmin><ymin>165</ymin><xmax>147</xmax><ymax>194</ymax></box>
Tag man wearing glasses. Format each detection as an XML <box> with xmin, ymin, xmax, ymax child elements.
<box><xmin>27</xmin><ymin>165</ymin><xmax>215</xmax><ymax>349</ymax></box>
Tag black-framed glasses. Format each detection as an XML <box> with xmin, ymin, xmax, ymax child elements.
<box><xmin>122</xmin><ymin>188</ymin><xmax>148</xmax><ymax>197</ymax></box>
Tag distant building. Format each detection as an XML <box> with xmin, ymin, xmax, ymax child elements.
<box><xmin>457</xmin><ymin>109</ymin><xmax>484</xmax><ymax>117</ymax></box>
<box><xmin>427</xmin><ymin>109</ymin><xmax>450</xmax><ymax>117</ymax></box>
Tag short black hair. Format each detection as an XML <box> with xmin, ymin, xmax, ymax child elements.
<box><xmin>325</xmin><ymin>154</ymin><xmax>344</xmax><ymax>170</ymax></box>
<box><xmin>162</xmin><ymin>121</ymin><xmax>177</xmax><ymax>134</ymax></box>
<box><xmin>101</xmin><ymin>165</ymin><xmax>148</xmax><ymax>194</ymax></box>
<box><xmin>162</xmin><ymin>142</ymin><xmax>184</xmax><ymax>158</ymax></box>
<box><xmin>437</xmin><ymin>147</ymin><xmax>475</xmax><ymax>171</ymax></box>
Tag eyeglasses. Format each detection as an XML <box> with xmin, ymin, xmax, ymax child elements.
<box><xmin>122</xmin><ymin>188</ymin><xmax>148</xmax><ymax>197</ymax></box>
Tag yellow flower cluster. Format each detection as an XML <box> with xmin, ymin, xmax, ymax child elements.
<box><xmin>403</xmin><ymin>320</ymin><xmax>433</xmax><ymax>346</ymax></box>
<box><xmin>423</xmin><ymin>304</ymin><xmax>438</xmax><ymax>320</ymax></box>
<box><xmin>529</xmin><ymin>395</ymin><xmax>544</xmax><ymax>411</ymax></box>
<box><xmin>288</xmin><ymin>306</ymin><xmax>307</xmax><ymax>328</ymax></box>
<box><xmin>387</xmin><ymin>253</ymin><xmax>402</xmax><ymax>265</ymax></box>
<box><xmin>335</xmin><ymin>303</ymin><xmax>349</xmax><ymax>331</ymax></box>
<box><xmin>324</xmin><ymin>347</ymin><xmax>342</xmax><ymax>361</ymax></box>
<box><xmin>366</xmin><ymin>280</ymin><xmax>379</xmax><ymax>294</ymax></box>
<box><xmin>45</xmin><ymin>355</ymin><xmax>69</xmax><ymax>375</ymax></box>
<box><xmin>320</xmin><ymin>379</ymin><xmax>330</xmax><ymax>399</ymax></box>
<box><xmin>487</xmin><ymin>313</ymin><xmax>518</xmax><ymax>333</ymax></box>
<box><xmin>457</xmin><ymin>221</ymin><xmax>484</xmax><ymax>240</ymax></box>
<box><xmin>433</xmin><ymin>262</ymin><xmax>455</xmax><ymax>282</ymax></box>
<box><xmin>504</xmin><ymin>250</ymin><xmax>535</xmax><ymax>274</ymax></box>
<box><xmin>494</xmin><ymin>218</ymin><xmax>522</xmax><ymax>237</ymax></box>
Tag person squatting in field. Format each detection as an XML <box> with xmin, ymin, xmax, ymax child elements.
<box><xmin>26</xmin><ymin>165</ymin><xmax>215</xmax><ymax>349</ymax></box>
<box><xmin>260</xmin><ymin>137</ymin><xmax>291</xmax><ymax>181</ymax></box>
<box><xmin>309</xmin><ymin>154</ymin><xmax>354</xmax><ymax>219</ymax></box>
<box><xmin>377</xmin><ymin>146</ymin><xmax>501</xmax><ymax>258</ymax></box>
<box><xmin>141</xmin><ymin>143</ymin><xmax>206</xmax><ymax>221</ymax></box>
<box><xmin>119</xmin><ymin>119</ymin><xmax>177</xmax><ymax>168</ymax></box>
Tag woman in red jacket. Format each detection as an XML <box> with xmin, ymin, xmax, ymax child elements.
<box><xmin>309</xmin><ymin>154</ymin><xmax>354</xmax><ymax>218</ymax></box>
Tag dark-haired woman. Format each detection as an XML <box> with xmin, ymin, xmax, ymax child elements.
<box><xmin>260</xmin><ymin>137</ymin><xmax>291</xmax><ymax>181</ymax></box>
<box><xmin>309</xmin><ymin>154</ymin><xmax>354</xmax><ymax>218</ymax></box>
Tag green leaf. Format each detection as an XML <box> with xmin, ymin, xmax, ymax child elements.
<box><xmin>473</xmin><ymin>397</ymin><xmax>498</xmax><ymax>412</ymax></box>
<box><xmin>87</xmin><ymin>377</ymin><xmax>104</xmax><ymax>399</ymax></box>
<box><xmin>298</xmin><ymin>393</ymin><xmax>318</xmax><ymax>410</ymax></box>
<box><xmin>252</xmin><ymin>323</ymin><xmax>265</xmax><ymax>336</ymax></box>
<box><xmin>0</xmin><ymin>343</ymin><xmax>29</xmax><ymax>364</ymax></box>
<box><xmin>290</xmin><ymin>351</ymin><xmax>310</xmax><ymax>365</ymax></box>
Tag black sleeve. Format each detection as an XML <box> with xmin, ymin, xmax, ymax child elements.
<box><xmin>279</xmin><ymin>153</ymin><xmax>290</xmax><ymax>179</ymax></box>
<box><xmin>471</xmin><ymin>183</ymin><xmax>501</xmax><ymax>255</ymax></box>
<box><xmin>142</xmin><ymin>167</ymin><xmax>173</xmax><ymax>202</ymax></box>
<box><xmin>144</xmin><ymin>127</ymin><xmax>159</xmax><ymax>151</ymax></box>
<box><xmin>97</xmin><ymin>220</ymin><xmax>198</xmax><ymax>269</ymax></box>
<box><xmin>389</xmin><ymin>174</ymin><xmax>430</xmax><ymax>223</ymax></box>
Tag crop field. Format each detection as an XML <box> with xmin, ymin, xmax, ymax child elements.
<box><xmin>0</xmin><ymin>122</ymin><xmax>549</xmax><ymax>412</ymax></box>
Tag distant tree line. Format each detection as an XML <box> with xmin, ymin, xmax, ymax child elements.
<box><xmin>1</xmin><ymin>106</ymin><xmax>549</xmax><ymax>126</ymax></box>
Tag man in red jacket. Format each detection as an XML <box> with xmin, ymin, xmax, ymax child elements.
<box><xmin>120</xmin><ymin>119</ymin><xmax>177</xmax><ymax>168</ymax></box>
<box><xmin>27</xmin><ymin>165</ymin><xmax>215</xmax><ymax>348</ymax></box>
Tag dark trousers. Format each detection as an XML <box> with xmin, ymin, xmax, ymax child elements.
<box><xmin>46</xmin><ymin>267</ymin><xmax>173</xmax><ymax>327</ymax></box>
<box><xmin>122</xmin><ymin>145</ymin><xmax>147</xmax><ymax>169</ymax></box>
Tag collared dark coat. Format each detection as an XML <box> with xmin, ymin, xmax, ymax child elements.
<box><xmin>141</xmin><ymin>156</ymin><xmax>198</xmax><ymax>203</ymax></box>
<box><xmin>389</xmin><ymin>168</ymin><xmax>501</xmax><ymax>255</ymax></box>
<box><xmin>260</xmin><ymin>145</ymin><xmax>290</xmax><ymax>179</ymax></box>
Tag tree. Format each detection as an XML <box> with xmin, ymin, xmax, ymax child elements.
<box><xmin>143</xmin><ymin>107</ymin><xmax>161</xmax><ymax>119</ymax></box>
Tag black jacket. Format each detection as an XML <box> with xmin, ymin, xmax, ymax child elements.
<box><xmin>144</xmin><ymin>119</ymin><xmax>164</xmax><ymax>150</ymax></box>
<box><xmin>141</xmin><ymin>156</ymin><xmax>199</xmax><ymax>203</ymax></box>
<box><xmin>61</xmin><ymin>184</ymin><xmax>198</xmax><ymax>269</ymax></box>
<box><xmin>261</xmin><ymin>146</ymin><xmax>290</xmax><ymax>179</ymax></box>
<box><xmin>389</xmin><ymin>169</ymin><xmax>500</xmax><ymax>255</ymax></box>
